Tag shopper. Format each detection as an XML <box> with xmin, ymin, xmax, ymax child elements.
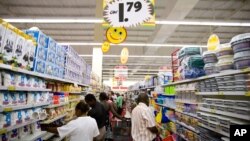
<box><xmin>131</xmin><ymin>93</ymin><xmax>158</xmax><ymax>141</ymax></box>
<box><xmin>42</xmin><ymin>101</ymin><xmax>99</xmax><ymax>141</ymax></box>
<box><xmin>110</xmin><ymin>91</ymin><xmax>117</xmax><ymax>101</ymax></box>
<box><xmin>85</xmin><ymin>94</ymin><xmax>107</xmax><ymax>141</ymax></box>
<box><xmin>99</xmin><ymin>92</ymin><xmax>124</xmax><ymax>141</ymax></box>
<box><xmin>116</xmin><ymin>93</ymin><xmax>124</xmax><ymax>115</ymax></box>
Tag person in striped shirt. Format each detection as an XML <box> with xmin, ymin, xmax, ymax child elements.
<box><xmin>131</xmin><ymin>93</ymin><xmax>158</xmax><ymax>141</ymax></box>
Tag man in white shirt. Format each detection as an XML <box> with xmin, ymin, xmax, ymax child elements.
<box><xmin>42</xmin><ymin>101</ymin><xmax>99</xmax><ymax>141</ymax></box>
<box><xmin>131</xmin><ymin>93</ymin><xmax>158</xmax><ymax>141</ymax></box>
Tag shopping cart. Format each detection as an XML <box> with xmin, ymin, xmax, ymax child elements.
<box><xmin>111</xmin><ymin>119</ymin><xmax>132</xmax><ymax>141</ymax></box>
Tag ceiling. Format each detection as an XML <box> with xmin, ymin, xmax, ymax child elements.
<box><xmin>1</xmin><ymin>0</ymin><xmax>250</xmax><ymax>81</ymax></box>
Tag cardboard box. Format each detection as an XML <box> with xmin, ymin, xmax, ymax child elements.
<box><xmin>25</xmin><ymin>30</ymin><xmax>48</xmax><ymax>49</ymax></box>
<box><xmin>33</xmin><ymin>59</ymin><xmax>46</xmax><ymax>73</ymax></box>
<box><xmin>0</xmin><ymin>19</ymin><xmax>7</xmax><ymax>59</ymax></box>
<box><xmin>28</xmin><ymin>39</ymin><xmax>36</xmax><ymax>70</ymax></box>
<box><xmin>48</xmin><ymin>37</ymin><xmax>57</xmax><ymax>53</ymax></box>
<box><xmin>2</xmin><ymin>24</ymin><xmax>17</xmax><ymax>64</ymax></box>
<box><xmin>13</xmin><ymin>31</ymin><xmax>25</xmax><ymax>67</ymax></box>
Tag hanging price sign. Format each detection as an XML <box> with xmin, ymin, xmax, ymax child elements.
<box><xmin>103</xmin><ymin>0</ymin><xmax>155</xmax><ymax>27</ymax></box>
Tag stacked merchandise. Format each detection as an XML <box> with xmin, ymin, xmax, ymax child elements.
<box><xmin>177</xmin><ymin>47</ymin><xmax>205</xmax><ymax>80</ymax></box>
<box><xmin>231</xmin><ymin>33</ymin><xmax>250</xmax><ymax>70</ymax></box>
<box><xmin>0</xmin><ymin>19</ymin><xmax>35</xmax><ymax>70</ymax></box>
<box><xmin>215</xmin><ymin>43</ymin><xmax>234</xmax><ymax>72</ymax></box>
<box><xmin>202</xmin><ymin>51</ymin><xmax>218</xmax><ymax>75</ymax></box>
<box><xmin>0</xmin><ymin>19</ymin><xmax>90</xmax><ymax>141</ymax></box>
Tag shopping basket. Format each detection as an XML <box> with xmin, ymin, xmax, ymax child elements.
<box><xmin>111</xmin><ymin>119</ymin><xmax>132</xmax><ymax>141</ymax></box>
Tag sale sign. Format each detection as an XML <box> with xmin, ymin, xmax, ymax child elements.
<box><xmin>103</xmin><ymin>0</ymin><xmax>155</xmax><ymax>27</ymax></box>
<box><xmin>114</xmin><ymin>65</ymin><xmax>128</xmax><ymax>80</ymax></box>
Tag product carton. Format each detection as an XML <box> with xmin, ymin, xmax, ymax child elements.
<box><xmin>45</xmin><ymin>62</ymin><xmax>53</xmax><ymax>76</ymax></box>
<box><xmin>28</xmin><ymin>39</ymin><xmax>36</xmax><ymax>70</ymax></box>
<box><xmin>0</xmin><ymin>19</ymin><xmax>7</xmax><ymax>61</ymax></box>
<box><xmin>13</xmin><ymin>30</ymin><xmax>25</xmax><ymax>67</ymax></box>
<box><xmin>2</xmin><ymin>23</ymin><xmax>17</xmax><ymax>64</ymax></box>
<box><xmin>47</xmin><ymin>50</ymin><xmax>56</xmax><ymax>64</ymax></box>
<box><xmin>48</xmin><ymin>37</ymin><xmax>57</xmax><ymax>53</ymax></box>
<box><xmin>25</xmin><ymin>30</ymin><xmax>48</xmax><ymax>49</ymax></box>
<box><xmin>33</xmin><ymin>59</ymin><xmax>46</xmax><ymax>73</ymax></box>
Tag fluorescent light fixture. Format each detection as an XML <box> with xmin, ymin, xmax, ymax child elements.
<box><xmin>4</xmin><ymin>18</ymin><xmax>250</xmax><ymax>27</ymax></box>
<box><xmin>79</xmin><ymin>54</ymin><xmax>172</xmax><ymax>58</ymax></box>
<box><xmin>156</xmin><ymin>20</ymin><xmax>250</xmax><ymax>27</ymax></box>
<box><xmin>61</xmin><ymin>42</ymin><xmax>206</xmax><ymax>48</ymax></box>
<box><xmin>103</xmin><ymin>68</ymin><xmax>159</xmax><ymax>71</ymax></box>
<box><xmin>4</xmin><ymin>18</ymin><xmax>103</xmax><ymax>23</ymax></box>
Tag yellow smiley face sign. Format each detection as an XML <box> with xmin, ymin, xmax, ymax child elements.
<box><xmin>106</xmin><ymin>27</ymin><xmax>127</xmax><ymax>44</ymax></box>
<box><xmin>120</xmin><ymin>47</ymin><xmax>129</xmax><ymax>64</ymax></box>
<box><xmin>102</xmin><ymin>41</ymin><xmax>110</xmax><ymax>53</ymax></box>
<box><xmin>207</xmin><ymin>34</ymin><xmax>220</xmax><ymax>51</ymax></box>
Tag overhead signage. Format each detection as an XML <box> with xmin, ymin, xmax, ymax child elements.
<box><xmin>114</xmin><ymin>65</ymin><xmax>128</xmax><ymax>80</ymax></box>
<box><xmin>102</xmin><ymin>41</ymin><xmax>110</xmax><ymax>53</ymax></box>
<box><xmin>120</xmin><ymin>47</ymin><xmax>129</xmax><ymax>64</ymax></box>
<box><xmin>106</xmin><ymin>27</ymin><xmax>127</xmax><ymax>44</ymax></box>
<box><xmin>207</xmin><ymin>34</ymin><xmax>220</xmax><ymax>51</ymax></box>
<box><xmin>103</xmin><ymin>0</ymin><xmax>155</xmax><ymax>27</ymax></box>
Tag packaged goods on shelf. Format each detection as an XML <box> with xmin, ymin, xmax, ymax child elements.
<box><xmin>215</xmin><ymin>43</ymin><xmax>234</xmax><ymax>72</ymax></box>
<box><xmin>0</xmin><ymin>19</ymin><xmax>7</xmax><ymax>60</ymax></box>
<box><xmin>203</xmin><ymin>51</ymin><xmax>218</xmax><ymax>75</ymax></box>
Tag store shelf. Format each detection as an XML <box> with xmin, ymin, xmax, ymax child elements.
<box><xmin>0</xmin><ymin>86</ymin><xmax>51</xmax><ymax>92</ymax></box>
<box><xmin>198</xmin><ymin>107</ymin><xmax>250</xmax><ymax>121</ymax></box>
<box><xmin>196</xmin><ymin>91</ymin><xmax>248</xmax><ymax>96</ymax></box>
<box><xmin>176</xmin><ymin>133</ymin><xmax>189</xmax><ymax>141</ymax></box>
<box><xmin>176</xmin><ymin>120</ymin><xmax>199</xmax><ymax>133</ymax></box>
<box><xmin>42</xmin><ymin>132</ymin><xmax>55</xmax><ymax>140</ymax></box>
<box><xmin>155</xmin><ymin>103</ymin><xmax>175</xmax><ymax>110</ymax></box>
<box><xmin>1</xmin><ymin>102</ymin><xmax>50</xmax><ymax>112</ymax></box>
<box><xmin>199</xmin><ymin>123</ymin><xmax>229</xmax><ymax>137</ymax></box>
<box><xmin>68</xmin><ymin>99</ymin><xmax>80</xmax><ymax>103</ymax></box>
<box><xmin>41</xmin><ymin>114</ymin><xmax>67</xmax><ymax>124</ymax></box>
<box><xmin>175</xmin><ymin>100</ymin><xmax>198</xmax><ymax>105</ymax></box>
<box><xmin>0</xmin><ymin>119</ymin><xmax>40</xmax><ymax>135</ymax></box>
<box><xmin>45</xmin><ymin>102</ymin><xmax>69</xmax><ymax>108</ymax></box>
<box><xmin>19</xmin><ymin>131</ymin><xmax>47</xmax><ymax>141</ymax></box>
<box><xmin>175</xmin><ymin>110</ymin><xmax>199</xmax><ymax>119</ymax></box>
<box><xmin>161</xmin><ymin>69</ymin><xmax>250</xmax><ymax>86</ymax></box>
<box><xmin>0</xmin><ymin>64</ymin><xmax>89</xmax><ymax>87</ymax></box>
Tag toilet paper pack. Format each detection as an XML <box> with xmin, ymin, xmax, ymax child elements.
<box><xmin>16</xmin><ymin>73</ymin><xmax>26</xmax><ymax>87</ymax></box>
<box><xmin>0</xmin><ymin>112</ymin><xmax>11</xmax><ymax>128</ymax></box>
<box><xmin>13</xmin><ymin>30</ymin><xmax>25</xmax><ymax>67</ymax></box>
<box><xmin>0</xmin><ymin>19</ymin><xmax>7</xmax><ymax>59</ymax></box>
<box><xmin>2</xmin><ymin>71</ymin><xmax>17</xmax><ymax>86</ymax></box>
<box><xmin>0</xmin><ymin>91</ymin><xmax>10</xmax><ymax>106</ymax></box>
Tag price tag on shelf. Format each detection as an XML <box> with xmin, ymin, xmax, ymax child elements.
<box><xmin>11</xmin><ymin>66</ymin><xmax>18</xmax><ymax>71</ymax></box>
<box><xmin>245</xmin><ymin>91</ymin><xmax>250</xmax><ymax>96</ymax></box>
<box><xmin>218</xmin><ymin>91</ymin><xmax>224</xmax><ymax>95</ymax></box>
<box><xmin>3</xmin><ymin>107</ymin><xmax>13</xmax><ymax>112</ymax></box>
<box><xmin>103</xmin><ymin>0</ymin><xmax>155</xmax><ymax>27</ymax></box>
<box><xmin>210</xmin><ymin>108</ymin><xmax>216</xmax><ymax>113</ymax></box>
<box><xmin>241</xmin><ymin>67</ymin><xmax>250</xmax><ymax>72</ymax></box>
<box><xmin>7</xmin><ymin>86</ymin><xmax>16</xmax><ymax>91</ymax></box>
<box><xmin>0</xmin><ymin>128</ymin><xmax>7</xmax><ymax>134</ymax></box>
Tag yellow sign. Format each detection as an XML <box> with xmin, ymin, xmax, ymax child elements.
<box><xmin>106</xmin><ymin>27</ymin><xmax>127</xmax><ymax>44</ymax></box>
<box><xmin>207</xmin><ymin>34</ymin><xmax>220</xmax><ymax>51</ymax></box>
<box><xmin>8</xmin><ymin>86</ymin><xmax>16</xmax><ymax>91</ymax></box>
<box><xmin>102</xmin><ymin>41</ymin><xmax>110</xmax><ymax>53</ymax></box>
<box><xmin>120</xmin><ymin>47</ymin><xmax>129</xmax><ymax>64</ymax></box>
<box><xmin>3</xmin><ymin>107</ymin><xmax>13</xmax><ymax>112</ymax></box>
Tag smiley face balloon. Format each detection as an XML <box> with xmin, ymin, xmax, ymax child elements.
<box><xmin>106</xmin><ymin>27</ymin><xmax>127</xmax><ymax>44</ymax></box>
<box><xmin>120</xmin><ymin>47</ymin><xmax>129</xmax><ymax>64</ymax></box>
<box><xmin>102</xmin><ymin>41</ymin><xmax>110</xmax><ymax>53</ymax></box>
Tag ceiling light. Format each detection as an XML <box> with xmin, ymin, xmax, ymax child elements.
<box><xmin>4</xmin><ymin>18</ymin><xmax>250</xmax><ymax>27</ymax></box>
<box><xmin>79</xmin><ymin>54</ymin><xmax>172</xmax><ymax>58</ymax></box>
<box><xmin>156</xmin><ymin>20</ymin><xmax>250</xmax><ymax>27</ymax></box>
<box><xmin>61</xmin><ymin>42</ymin><xmax>206</xmax><ymax>48</ymax></box>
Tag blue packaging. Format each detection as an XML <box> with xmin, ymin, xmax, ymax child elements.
<box><xmin>25</xmin><ymin>30</ymin><xmax>48</xmax><ymax>48</ymax></box>
<box><xmin>56</xmin><ymin>44</ymin><xmax>65</xmax><ymax>57</ymax></box>
<box><xmin>47</xmin><ymin>51</ymin><xmax>56</xmax><ymax>63</ymax></box>
<box><xmin>48</xmin><ymin>37</ymin><xmax>57</xmax><ymax>53</ymax></box>
<box><xmin>36</xmin><ymin>46</ymin><xmax>47</xmax><ymax>61</ymax></box>
<box><xmin>33</xmin><ymin>59</ymin><xmax>46</xmax><ymax>73</ymax></box>
<box><xmin>45</xmin><ymin>62</ymin><xmax>53</xmax><ymax>76</ymax></box>
<box><xmin>53</xmin><ymin>66</ymin><xmax>59</xmax><ymax>77</ymax></box>
<box><xmin>59</xmin><ymin>68</ymin><xmax>64</xmax><ymax>78</ymax></box>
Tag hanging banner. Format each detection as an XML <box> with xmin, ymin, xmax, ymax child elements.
<box><xmin>106</xmin><ymin>27</ymin><xmax>127</xmax><ymax>44</ymax></box>
<box><xmin>103</xmin><ymin>0</ymin><xmax>155</xmax><ymax>27</ymax></box>
<box><xmin>102</xmin><ymin>41</ymin><xmax>110</xmax><ymax>53</ymax></box>
<box><xmin>207</xmin><ymin>34</ymin><xmax>220</xmax><ymax>51</ymax></box>
<box><xmin>114</xmin><ymin>65</ymin><xmax>128</xmax><ymax>80</ymax></box>
<box><xmin>120</xmin><ymin>47</ymin><xmax>129</xmax><ymax>64</ymax></box>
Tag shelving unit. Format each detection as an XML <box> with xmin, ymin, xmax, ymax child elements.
<box><xmin>0</xmin><ymin>102</ymin><xmax>50</xmax><ymax>112</ymax></box>
<box><xmin>18</xmin><ymin>131</ymin><xmax>47</xmax><ymax>141</ymax></box>
<box><xmin>0</xmin><ymin>86</ymin><xmax>51</xmax><ymax>91</ymax></box>
<box><xmin>45</xmin><ymin>102</ymin><xmax>69</xmax><ymax>108</ymax></box>
<box><xmin>41</xmin><ymin>114</ymin><xmax>67</xmax><ymax>124</ymax></box>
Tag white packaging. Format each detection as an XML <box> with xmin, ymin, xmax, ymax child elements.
<box><xmin>27</xmin><ymin>92</ymin><xmax>37</xmax><ymax>104</ymax></box>
<box><xmin>8</xmin><ymin>129</ymin><xmax>18</xmax><ymax>141</ymax></box>
<box><xmin>30</xmin><ymin>122</ymin><xmax>41</xmax><ymax>133</ymax></box>
<box><xmin>18</xmin><ymin>125</ymin><xmax>30</xmax><ymax>138</ymax></box>
<box><xmin>0</xmin><ymin>19</ymin><xmax>7</xmax><ymax>57</ymax></box>
<box><xmin>9</xmin><ymin>92</ymin><xmax>18</xmax><ymax>106</ymax></box>
<box><xmin>21</xmin><ymin>37</ymin><xmax>30</xmax><ymax>68</ymax></box>
<box><xmin>28</xmin><ymin>39</ymin><xmax>36</xmax><ymax>70</ymax></box>
<box><xmin>17</xmin><ymin>92</ymin><xmax>26</xmax><ymax>105</ymax></box>
<box><xmin>16</xmin><ymin>73</ymin><xmax>26</xmax><ymax>87</ymax></box>
<box><xmin>12</xmin><ymin>110</ymin><xmax>23</xmax><ymax>125</ymax></box>
<box><xmin>0</xmin><ymin>112</ymin><xmax>11</xmax><ymax>128</ymax></box>
<box><xmin>22</xmin><ymin>109</ymin><xmax>31</xmax><ymax>122</ymax></box>
<box><xmin>2</xmin><ymin>71</ymin><xmax>17</xmax><ymax>86</ymax></box>
<box><xmin>13</xmin><ymin>31</ymin><xmax>25</xmax><ymax>67</ymax></box>
<box><xmin>2</xmin><ymin>24</ymin><xmax>17</xmax><ymax>64</ymax></box>
<box><xmin>0</xmin><ymin>91</ymin><xmax>10</xmax><ymax>106</ymax></box>
<box><xmin>25</xmin><ymin>75</ymin><xmax>32</xmax><ymax>87</ymax></box>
